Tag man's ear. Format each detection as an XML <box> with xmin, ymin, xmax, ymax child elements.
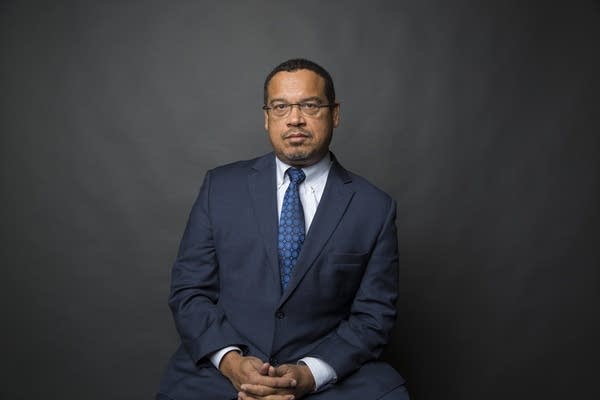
<box><xmin>332</xmin><ymin>103</ymin><xmax>340</xmax><ymax>128</ymax></box>
<box><xmin>264</xmin><ymin>110</ymin><xmax>269</xmax><ymax>131</ymax></box>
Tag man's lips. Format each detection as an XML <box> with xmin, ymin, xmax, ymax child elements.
<box><xmin>285</xmin><ymin>134</ymin><xmax>309</xmax><ymax>145</ymax></box>
<box><xmin>284</xmin><ymin>130</ymin><xmax>310</xmax><ymax>140</ymax></box>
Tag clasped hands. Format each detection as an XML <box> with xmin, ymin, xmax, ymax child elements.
<box><xmin>219</xmin><ymin>351</ymin><xmax>315</xmax><ymax>400</ymax></box>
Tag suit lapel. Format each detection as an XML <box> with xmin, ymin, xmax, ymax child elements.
<box><xmin>247</xmin><ymin>154</ymin><xmax>281</xmax><ymax>286</ymax></box>
<box><xmin>279</xmin><ymin>158</ymin><xmax>355</xmax><ymax>305</ymax></box>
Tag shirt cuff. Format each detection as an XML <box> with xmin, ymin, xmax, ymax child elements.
<box><xmin>209</xmin><ymin>346</ymin><xmax>242</xmax><ymax>369</ymax></box>
<box><xmin>298</xmin><ymin>357</ymin><xmax>337</xmax><ymax>391</ymax></box>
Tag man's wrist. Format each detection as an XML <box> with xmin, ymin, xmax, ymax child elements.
<box><xmin>298</xmin><ymin>357</ymin><xmax>337</xmax><ymax>391</ymax></box>
<box><xmin>219</xmin><ymin>350</ymin><xmax>242</xmax><ymax>376</ymax></box>
<box><xmin>298</xmin><ymin>363</ymin><xmax>316</xmax><ymax>393</ymax></box>
<box><xmin>210</xmin><ymin>346</ymin><xmax>242</xmax><ymax>370</ymax></box>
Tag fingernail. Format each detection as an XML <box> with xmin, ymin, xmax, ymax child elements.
<box><xmin>291</xmin><ymin>379</ymin><xmax>297</xmax><ymax>386</ymax></box>
<box><xmin>240</xmin><ymin>384</ymin><xmax>247</xmax><ymax>390</ymax></box>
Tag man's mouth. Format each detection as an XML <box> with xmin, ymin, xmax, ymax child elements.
<box><xmin>284</xmin><ymin>130</ymin><xmax>310</xmax><ymax>139</ymax></box>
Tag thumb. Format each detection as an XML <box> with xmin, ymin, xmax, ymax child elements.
<box><xmin>258</xmin><ymin>362</ymin><xmax>271</xmax><ymax>375</ymax></box>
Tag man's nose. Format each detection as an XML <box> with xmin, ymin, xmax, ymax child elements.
<box><xmin>286</xmin><ymin>104</ymin><xmax>305</xmax><ymax>126</ymax></box>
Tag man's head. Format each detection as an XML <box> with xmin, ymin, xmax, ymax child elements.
<box><xmin>263</xmin><ymin>59</ymin><xmax>336</xmax><ymax>106</ymax></box>
<box><xmin>263</xmin><ymin>59</ymin><xmax>340</xmax><ymax>168</ymax></box>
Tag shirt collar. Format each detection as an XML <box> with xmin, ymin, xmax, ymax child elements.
<box><xmin>275</xmin><ymin>152</ymin><xmax>332</xmax><ymax>187</ymax></box>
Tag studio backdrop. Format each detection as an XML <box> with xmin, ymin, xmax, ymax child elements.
<box><xmin>1</xmin><ymin>1</ymin><xmax>598</xmax><ymax>399</ymax></box>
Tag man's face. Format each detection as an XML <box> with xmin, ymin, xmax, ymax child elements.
<box><xmin>264</xmin><ymin>69</ymin><xmax>339</xmax><ymax>167</ymax></box>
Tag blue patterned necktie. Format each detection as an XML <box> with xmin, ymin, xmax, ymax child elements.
<box><xmin>278</xmin><ymin>167</ymin><xmax>306</xmax><ymax>290</ymax></box>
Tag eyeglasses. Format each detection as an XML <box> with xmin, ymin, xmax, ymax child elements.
<box><xmin>262</xmin><ymin>102</ymin><xmax>336</xmax><ymax>117</ymax></box>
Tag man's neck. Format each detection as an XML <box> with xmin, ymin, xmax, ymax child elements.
<box><xmin>275</xmin><ymin>152</ymin><xmax>332</xmax><ymax>185</ymax></box>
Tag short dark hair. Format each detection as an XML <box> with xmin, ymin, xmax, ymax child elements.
<box><xmin>263</xmin><ymin>58</ymin><xmax>336</xmax><ymax>105</ymax></box>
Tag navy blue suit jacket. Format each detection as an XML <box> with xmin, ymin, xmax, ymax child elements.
<box><xmin>158</xmin><ymin>153</ymin><xmax>405</xmax><ymax>399</ymax></box>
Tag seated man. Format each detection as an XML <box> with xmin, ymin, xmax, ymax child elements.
<box><xmin>157</xmin><ymin>58</ymin><xmax>410</xmax><ymax>400</ymax></box>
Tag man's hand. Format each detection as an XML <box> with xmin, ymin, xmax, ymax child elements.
<box><xmin>238</xmin><ymin>362</ymin><xmax>316</xmax><ymax>400</ymax></box>
<box><xmin>219</xmin><ymin>352</ymin><xmax>298</xmax><ymax>399</ymax></box>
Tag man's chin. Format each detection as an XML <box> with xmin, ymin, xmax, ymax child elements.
<box><xmin>280</xmin><ymin>151</ymin><xmax>316</xmax><ymax>166</ymax></box>
<box><xmin>286</xmin><ymin>152</ymin><xmax>310</xmax><ymax>162</ymax></box>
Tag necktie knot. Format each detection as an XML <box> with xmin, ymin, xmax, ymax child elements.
<box><xmin>287</xmin><ymin>168</ymin><xmax>306</xmax><ymax>185</ymax></box>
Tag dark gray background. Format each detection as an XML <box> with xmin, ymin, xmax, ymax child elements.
<box><xmin>1</xmin><ymin>1</ymin><xmax>599</xmax><ymax>399</ymax></box>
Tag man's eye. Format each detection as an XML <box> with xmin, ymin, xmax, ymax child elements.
<box><xmin>301</xmin><ymin>103</ymin><xmax>319</xmax><ymax>110</ymax></box>
<box><xmin>273</xmin><ymin>104</ymin><xmax>288</xmax><ymax>110</ymax></box>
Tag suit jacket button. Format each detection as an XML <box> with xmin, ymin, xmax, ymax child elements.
<box><xmin>269</xmin><ymin>357</ymin><xmax>278</xmax><ymax>365</ymax></box>
<box><xmin>275</xmin><ymin>310</ymin><xmax>285</xmax><ymax>319</ymax></box>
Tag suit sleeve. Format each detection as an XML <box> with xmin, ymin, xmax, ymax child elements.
<box><xmin>168</xmin><ymin>171</ymin><xmax>247</xmax><ymax>365</ymax></box>
<box><xmin>309</xmin><ymin>197</ymin><xmax>400</xmax><ymax>380</ymax></box>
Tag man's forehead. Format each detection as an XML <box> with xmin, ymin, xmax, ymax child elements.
<box><xmin>267</xmin><ymin>69</ymin><xmax>326</xmax><ymax>98</ymax></box>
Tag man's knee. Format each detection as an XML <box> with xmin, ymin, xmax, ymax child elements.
<box><xmin>377</xmin><ymin>384</ymin><xmax>410</xmax><ymax>400</ymax></box>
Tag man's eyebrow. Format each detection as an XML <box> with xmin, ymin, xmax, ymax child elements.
<box><xmin>268</xmin><ymin>96</ymin><xmax>324</xmax><ymax>104</ymax></box>
<box><xmin>268</xmin><ymin>98</ymin><xmax>287</xmax><ymax>104</ymax></box>
<box><xmin>300</xmin><ymin>96</ymin><xmax>324</xmax><ymax>103</ymax></box>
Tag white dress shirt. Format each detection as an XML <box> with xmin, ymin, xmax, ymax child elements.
<box><xmin>210</xmin><ymin>153</ymin><xmax>337</xmax><ymax>390</ymax></box>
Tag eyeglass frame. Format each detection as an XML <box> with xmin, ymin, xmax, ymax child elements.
<box><xmin>262</xmin><ymin>101</ymin><xmax>338</xmax><ymax>117</ymax></box>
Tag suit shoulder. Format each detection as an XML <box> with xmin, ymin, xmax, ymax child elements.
<box><xmin>206</xmin><ymin>154</ymin><xmax>270</xmax><ymax>180</ymax></box>
<box><xmin>347</xmin><ymin>170</ymin><xmax>394</xmax><ymax>201</ymax></box>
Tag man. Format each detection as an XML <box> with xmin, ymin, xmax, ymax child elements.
<box><xmin>157</xmin><ymin>59</ymin><xmax>409</xmax><ymax>400</ymax></box>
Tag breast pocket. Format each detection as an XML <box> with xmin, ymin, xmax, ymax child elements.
<box><xmin>318</xmin><ymin>252</ymin><xmax>369</xmax><ymax>302</ymax></box>
<box><xmin>329</xmin><ymin>252</ymin><xmax>369</xmax><ymax>265</ymax></box>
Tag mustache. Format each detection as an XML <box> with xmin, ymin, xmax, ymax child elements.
<box><xmin>283</xmin><ymin>129</ymin><xmax>311</xmax><ymax>138</ymax></box>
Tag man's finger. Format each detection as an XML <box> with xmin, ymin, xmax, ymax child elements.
<box><xmin>273</xmin><ymin>364</ymin><xmax>294</xmax><ymax>377</ymax></box>
<box><xmin>258</xmin><ymin>362</ymin><xmax>271</xmax><ymax>376</ymax></box>
<box><xmin>238</xmin><ymin>391</ymin><xmax>294</xmax><ymax>400</ymax></box>
<box><xmin>246</xmin><ymin>374</ymin><xmax>297</xmax><ymax>389</ymax></box>
<box><xmin>240</xmin><ymin>383</ymin><xmax>290</xmax><ymax>397</ymax></box>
